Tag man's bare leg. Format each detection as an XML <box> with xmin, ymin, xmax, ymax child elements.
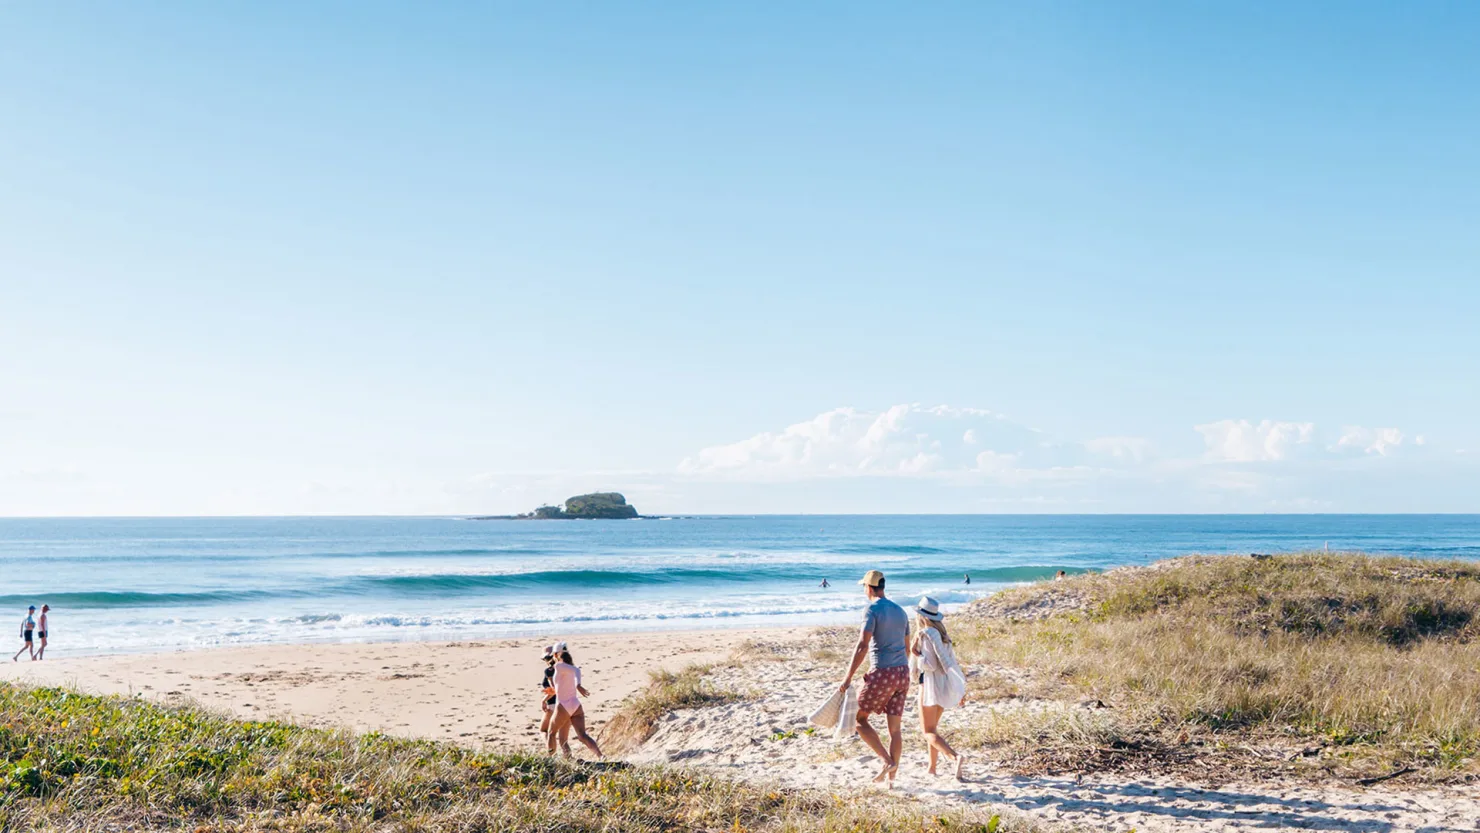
<box><xmin>885</xmin><ymin>714</ymin><xmax>903</xmax><ymax>783</ymax></box>
<box><xmin>855</xmin><ymin>712</ymin><xmax>895</xmax><ymax>782</ymax></box>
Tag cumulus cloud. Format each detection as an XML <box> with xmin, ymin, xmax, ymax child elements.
<box><xmin>678</xmin><ymin>404</ymin><xmax>1071</xmax><ymax>479</ymax></box>
<box><xmin>1332</xmin><ymin>426</ymin><xmax>1405</xmax><ymax>456</ymax></box>
<box><xmin>674</xmin><ymin>404</ymin><xmax>1443</xmax><ymax>515</ymax></box>
<box><xmin>1194</xmin><ymin>419</ymin><xmax>1315</xmax><ymax>462</ymax></box>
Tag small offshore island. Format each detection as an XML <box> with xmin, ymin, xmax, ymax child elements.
<box><xmin>473</xmin><ymin>491</ymin><xmax>641</xmax><ymax>520</ymax></box>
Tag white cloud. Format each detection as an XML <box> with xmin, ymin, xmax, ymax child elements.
<box><xmin>1195</xmin><ymin>419</ymin><xmax>1315</xmax><ymax>462</ymax></box>
<box><xmin>1333</xmin><ymin>426</ymin><xmax>1404</xmax><ymax>456</ymax></box>
<box><xmin>678</xmin><ymin>404</ymin><xmax>1056</xmax><ymax>479</ymax></box>
<box><xmin>655</xmin><ymin>405</ymin><xmax>1470</xmax><ymax>511</ymax></box>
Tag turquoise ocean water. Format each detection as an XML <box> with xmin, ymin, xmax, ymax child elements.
<box><xmin>2</xmin><ymin>515</ymin><xmax>1478</xmax><ymax>656</ymax></box>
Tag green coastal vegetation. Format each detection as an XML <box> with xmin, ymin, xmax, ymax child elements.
<box><xmin>0</xmin><ymin>684</ymin><xmax>1020</xmax><ymax>832</ymax></box>
<box><xmin>952</xmin><ymin>552</ymin><xmax>1480</xmax><ymax>781</ymax></box>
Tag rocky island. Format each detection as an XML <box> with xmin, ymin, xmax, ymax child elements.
<box><xmin>474</xmin><ymin>492</ymin><xmax>641</xmax><ymax>520</ymax></box>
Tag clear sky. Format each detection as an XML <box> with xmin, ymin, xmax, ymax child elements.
<box><xmin>3</xmin><ymin>2</ymin><xmax>1478</xmax><ymax>515</ymax></box>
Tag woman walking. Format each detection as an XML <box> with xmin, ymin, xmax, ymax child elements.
<box><xmin>911</xmin><ymin>596</ymin><xmax>968</xmax><ymax>780</ymax></box>
<box><xmin>35</xmin><ymin>606</ymin><xmax>49</xmax><ymax>660</ymax></box>
<box><xmin>547</xmin><ymin>644</ymin><xmax>603</xmax><ymax>759</ymax></box>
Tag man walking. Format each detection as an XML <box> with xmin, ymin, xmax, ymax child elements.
<box><xmin>837</xmin><ymin>570</ymin><xmax>910</xmax><ymax>785</ymax></box>
<box><xmin>13</xmin><ymin>606</ymin><xmax>36</xmax><ymax>662</ymax></box>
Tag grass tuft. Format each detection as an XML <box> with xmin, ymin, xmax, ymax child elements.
<box><xmin>602</xmin><ymin>664</ymin><xmax>746</xmax><ymax>752</ymax></box>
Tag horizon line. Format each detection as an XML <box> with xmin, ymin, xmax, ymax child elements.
<box><xmin>3</xmin><ymin>512</ymin><xmax>1479</xmax><ymax>521</ymax></box>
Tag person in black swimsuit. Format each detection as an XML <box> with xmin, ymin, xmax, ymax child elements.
<box><xmin>13</xmin><ymin>606</ymin><xmax>35</xmax><ymax>662</ymax></box>
<box><xmin>538</xmin><ymin>645</ymin><xmax>558</xmax><ymax>736</ymax></box>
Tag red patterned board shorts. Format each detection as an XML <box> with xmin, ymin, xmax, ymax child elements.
<box><xmin>858</xmin><ymin>665</ymin><xmax>910</xmax><ymax>717</ymax></box>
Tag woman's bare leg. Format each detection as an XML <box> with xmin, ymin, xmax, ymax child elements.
<box><xmin>919</xmin><ymin>704</ymin><xmax>960</xmax><ymax>776</ymax></box>
<box><xmin>36</xmin><ymin>636</ymin><xmax>45</xmax><ymax>660</ymax></box>
<box><xmin>920</xmin><ymin>700</ymin><xmax>940</xmax><ymax>774</ymax></box>
<box><xmin>540</xmin><ymin>703</ymin><xmax>553</xmax><ymax>734</ymax></box>
<box><xmin>569</xmin><ymin>707</ymin><xmax>603</xmax><ymax>759</ymax></box>
<box><xmin>547</xmin><ymin>707</ymin><xmax>573</xmax><ymax>755</ymax></box>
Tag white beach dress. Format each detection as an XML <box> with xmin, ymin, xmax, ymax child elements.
<box><xmin>915</xmin><ymin>628</ymin><xmax>967</xmax><ymax>709</ymax></box>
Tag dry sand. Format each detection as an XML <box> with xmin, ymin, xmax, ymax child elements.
<box><xmin>0</xmin><ymin>629</ymin><xmax>804</xmax><ymax>749</ymax></box>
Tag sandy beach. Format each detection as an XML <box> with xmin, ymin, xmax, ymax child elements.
<box><xmin>8</xmin><ymin>624</ymin><xmax>1477</xmax><ymax>832</ymax></box>
<box><xmin>0</xmin><ymin>629</ymin><xmax>805</xmax><ymax>750</ymax></box>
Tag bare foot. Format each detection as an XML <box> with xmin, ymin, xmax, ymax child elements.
<box><xmin>872</xmin><ymin>761</ymin><xmax>897</xmax><ymax>784</ymax></box>
<box><xmin>928</xmin><ymin>765</ymin><xmax>938</xmax><ymax>776</ymax></box>
<box><xmin>955</xmin><ymin>755</ymin><xmax>966</xmax><ymax>782</ymax></box>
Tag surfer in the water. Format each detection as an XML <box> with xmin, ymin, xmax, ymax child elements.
<box><xmin>963</xmin><ymin>574</ymin><xmax>970</xmax><ymax>585</ymax></box>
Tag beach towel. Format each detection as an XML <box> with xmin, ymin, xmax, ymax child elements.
<box><xmin>833</xmin><ymin>684</ymin><xmax>859</xmax><ymax>740</ymax></box>
<box><xmin>808</xmin><ymin>685</ymin><xmax>846</xmax><ymax>729</ymax></box>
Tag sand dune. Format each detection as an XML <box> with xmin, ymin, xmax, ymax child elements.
<box><xmin>628</xmin><ymin>634</ymin><xmax>1480</xmax><ymax>833</ymax></box>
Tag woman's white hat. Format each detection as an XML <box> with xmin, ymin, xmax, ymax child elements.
<box><xmin>916</xmin><ymin>596</ymin><xmax>943</xmax><ymax>621</ymax></box>
<box><xmin>542</xmin><ymin>644</ymin><xmax>555</xmax><ymax>658</ymax></box>
<box><xmin>554</xmin><ymin>641</ymin><xmax>568</xmax><ymax>652</ymax></box>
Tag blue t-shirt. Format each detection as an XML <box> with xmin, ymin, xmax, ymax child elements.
<box><xmin>861</xmin><ymin>596</ymin><xmax>909</xmax><ymax>670</ymax></box>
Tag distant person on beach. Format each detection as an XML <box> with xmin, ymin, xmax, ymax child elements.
<box><xmin>35</xmin><ymin>606</ymin><xmax>48</xmax><ymax>660</ymax></box>
<box><xmin>13</xmin><ymin>606</ymin><xmax>36</xmax><ymax>662</ymax></box>
<box><xmin>1054</xmin><ymin>570</ymin><xmax>1066</xmax><ymax>581</ymax></box>
<box><xmin>538</xmin><ymin>644</ymin><xmax>557</xmax><ymax>736</ymax></box>
<box><xmin>837</xmin><ymin>569</ymin><xmax>909</xmax><ymax>786</ymax></box>
<box><xmin>911</xmin><ymin>596</ymin><xmax>967</xmax><ymax>780</ymax></box>
<box><xmin>819</xmin><ymin>578</ymin><xmax>829</xmax><ymax>588</ymax></box>
<box><xmin>547</xmin><ymin>644</ymin><xmax>603</xmax><ymax>759</ymax></box>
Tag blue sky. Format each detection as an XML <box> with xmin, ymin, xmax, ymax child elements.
<box><xmin>3</xmin><ymin>2</ymin><xmax>1478</xmax><ymax>515</ymax></box>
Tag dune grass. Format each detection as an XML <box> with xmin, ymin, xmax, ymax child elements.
<box><xmin>954</xmin><ymin>553</ymin><xmax>1480</xmax><ymax>780</ymax></box>
<box><xmin>0</xmin><ymin>682</ymin><xmax>1033</xmax><ymax>832</ymax></box>
<box><xmin>601</xmin><ymin>663</ymin><xmax>745</xmax><ymax>752</ymax></box>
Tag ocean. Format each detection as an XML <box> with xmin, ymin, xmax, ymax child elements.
<box><xmin>3</xmin><ymin>514</ymin><xmax>1479</xmax><ymax>656</ymax></box>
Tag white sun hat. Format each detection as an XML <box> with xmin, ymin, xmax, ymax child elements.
<box><xmin>916</xmin><ymin>596</ymin><xmax>943</xmax><ymax>621</ymax></box>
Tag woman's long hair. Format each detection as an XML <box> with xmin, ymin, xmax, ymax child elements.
<box><xmin>559</xmin><ymin>650</ymin><xmax>574</xmax><ymax>665</ymax></box>
<box><xmin>916</xmin><ymin>614</ymin><xmax>951</xmax><ymax>646</ymax></box>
